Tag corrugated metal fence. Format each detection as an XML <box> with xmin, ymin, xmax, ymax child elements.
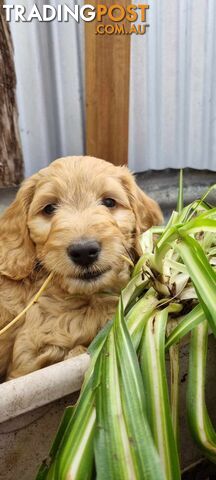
<box><xmin>129</xmin><ymin>0</ymin><xmax>216</xmax><ymax>172</ymax></box>
<box><xmin>8</xmin><ymin>0</ymin><xmax>85</xmax><ymax>177</ymax></box>
<box><xmin>8</xmin><ymin>0</ymin><xmax>216</xmax><ymax>174</ymax></box>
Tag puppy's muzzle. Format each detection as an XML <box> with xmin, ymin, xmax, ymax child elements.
<box><xmin>67</xmin><ymin>239</ymin><xmax>101</xmax><ymax>267</ymax></box>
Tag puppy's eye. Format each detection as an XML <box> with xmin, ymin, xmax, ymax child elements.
<box><xmin>43</xmin><ymin>204</ymin><xmax>57</xmax><ymax>215</ymax></box>
<box><xmin>102</xmin><ymin>198</ymin><xmax>116</xmax><ymax>208</ymax></box>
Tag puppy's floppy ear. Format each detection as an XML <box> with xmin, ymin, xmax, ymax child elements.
<box><xmin>0</xmin><ymin>176</ymin><xmax>38</xmax><ymax>280</ymax></box>
<box><xmin>119</xmin><ymin>167</ymin><xmax>163</xmax><ymax>233</ymax></box>
<box><xmin>132</xmin><ymin>184</ymin><xmax>164</xmax><ymax>233</ymax></box>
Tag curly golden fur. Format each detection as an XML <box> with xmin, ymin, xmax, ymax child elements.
<box><xmin>0</xmin><ymin>156</ymin><xmax>163</xmax><ymax>380</ymax></box>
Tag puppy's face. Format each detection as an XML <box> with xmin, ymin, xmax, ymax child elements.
<box><xmin>0</xmin><ymin>156</ymin><xmax>163</xmax><ymax>293</ymax></box>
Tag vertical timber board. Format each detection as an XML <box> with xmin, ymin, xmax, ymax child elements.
<box><xmin>0</xmin><ymin>1</ymin><xmax>23</xmax><ymax>186</ymax></box>
<box><xmin>85</xmin><ymin>1</ymin><xmax>130</xmax><ymax>166</ymax></box>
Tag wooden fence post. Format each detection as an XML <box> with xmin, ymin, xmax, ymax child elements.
<box><xmin>0</xmin><ymin>1</ymin><xmax>23</xmax><ymax>186</ymax></box>
<box><xmin>85</xmin><ymin>1</ymin><xmax>130</xmax><ymax>166</ymax></box>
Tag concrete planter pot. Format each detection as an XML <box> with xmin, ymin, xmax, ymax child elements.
<box><xmin>0</xmin><ymin>338</ymin><xmax>216</xmax><ymax>479</ymax></box>
<box><xmin>0</xmin><ymin>354</ymin><xmax>90</xmax><ymax>480</ymax></box>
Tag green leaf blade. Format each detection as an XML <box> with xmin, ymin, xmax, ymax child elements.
<box><xmin>94</xmin><ymin>331</ymin><xmax>135</xmax><ymax>480</ymax></box>
<box><xmin>140</xmin><ymin>309</ymin><xmax>181</xmax><ymax>480</ymax></box>
<box><xmin>187</xmin><ymin>320</ymin><xmax>216</xmax><ymax>462</ymax></box>
<box><xmin>165</xmin><ymin>304</ymin><xmax>206</xmax><ymax>350</ymax></box>
<box><xmin>175</xmin><ymin>235</ymin><xmax>216</xmax><ymax>336</ymax></box>
<box><xmin>114</xmin><ymin>299</ymin><xmax>165</xmax><ymax>479</ymax></box>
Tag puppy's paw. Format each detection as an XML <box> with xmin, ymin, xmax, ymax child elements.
<box><xmin>65</xmin><ymin>345</ymin><xmax>87</xmax><ymax>359</ymax></box>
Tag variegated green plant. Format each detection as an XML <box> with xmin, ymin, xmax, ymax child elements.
<box><xmin>36</xmin><ymin>175</ymin><xmax>216</xmax><ymax>480</ymax></box>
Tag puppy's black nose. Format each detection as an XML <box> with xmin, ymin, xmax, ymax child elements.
<box><xmin>67</xmin><ymin>240</ymin><xmax>101</xmax><ymax>267</ymax></box>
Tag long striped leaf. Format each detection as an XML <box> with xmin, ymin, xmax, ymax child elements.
<box><xmin>169</xmin><ymin>342</ymin><xmax>179</xmax><ymax>448</ymax></box>
<box><xmin>187</xmin><ymin>320</ymin><xmax>216</xmax><ymax>463</ymax></box>
<box><xmin>140</xmin><ymin>309</ymin><xmax>181</xmax><ymax>480</ymax></box>
<box><xmin>187</xmin><ymin>184</ymin><xmax>216</xmax><ymax>221</ymax></box>
<box><xmin>115</xmin><ymin>299</ymin><xmax>164</xmax><ymax>479</ymax></box>
<box><xmin>126</xmin><ymin>288</ymin><xmax>159</xmax><ymax>350</ymax></box>
<box><xmin>175</xmin><ymin>235</ymin><xmax>216</xmax><ymax>336</ymax></box>
<box><xmin>45</xmin><ymin>382</ymin><xmax>96</xmax><ymax>480</ymax></box>
<box><xmin>179</xmin><ymin>218</ymin><xmax>216</xmax><ymax>235</ymax></box>
<box><xmin>94</xmin><ymin>299</ymin><xmax>164</xmax><ymax>480</ymax></box>
<box><xmin>177</xmin><ymin>169</ymin><xmax>184</xmax><ymax>213</ymax></box>
<box><xmin>94</xmin><ymin>331</ymin><xmax>136</xmax><ymax>479</ymax></box>
<box><xmin>122</xmin><ymin>271</ymin><xmax>149</xmax><ymax>311</ymax></box>
<box><xmin>38</xmin><ymin>321</ymin><xmax>112</xmax><ymax>480</ymax></box>
<box><xmin>165</xmin><ymin>304</ymin><xmax>206</xmax><ymax>350</ymax></box>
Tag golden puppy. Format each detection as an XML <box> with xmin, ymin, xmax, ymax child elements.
<box><xmin>0</xmin><ymin>156</ymin><xmax>163</xmax><ymax>380</ymax></box>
